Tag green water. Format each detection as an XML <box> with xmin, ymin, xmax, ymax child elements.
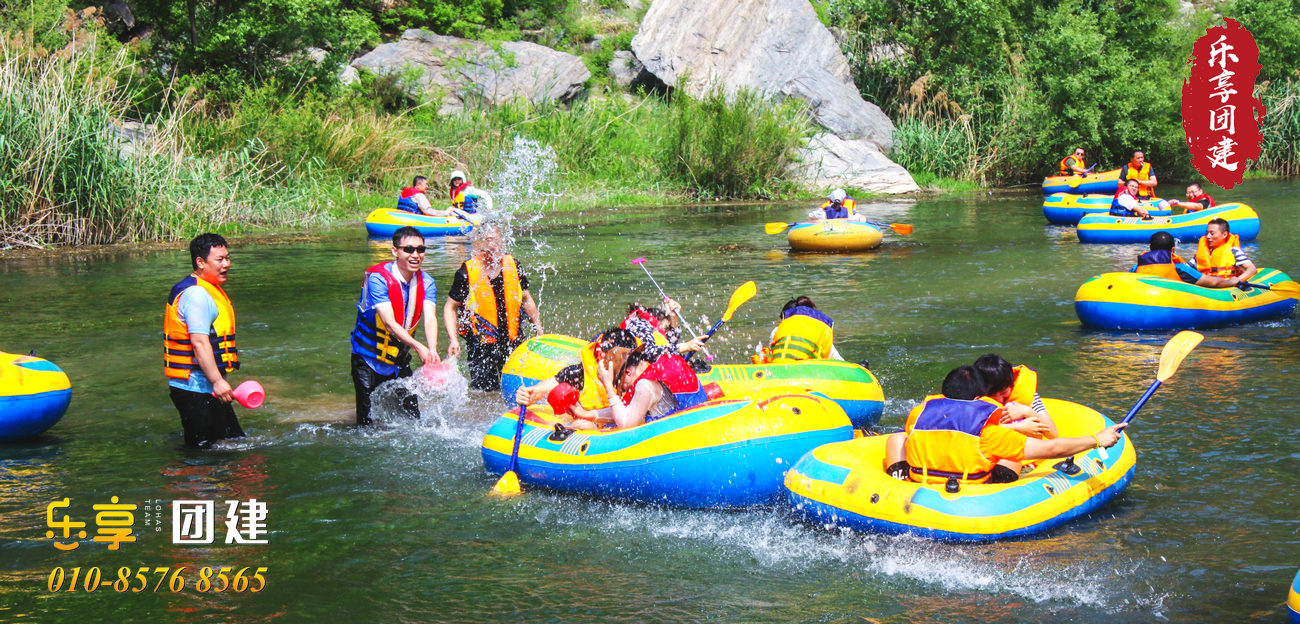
<box><xmin>2</xmin><ymin>181</ymin><xmax>1298</xmax><ymax>623</ymax></box>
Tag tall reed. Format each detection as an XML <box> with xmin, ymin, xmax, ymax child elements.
<box><xmin>1257</xmin><ymin>80</ymin><xmax>1299</xmax><ymax>176</ymax></box>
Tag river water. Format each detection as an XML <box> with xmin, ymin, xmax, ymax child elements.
<box><xmin>1</xmin><ymin>181</ymin><xmax>1297</xmax><ymax>622</ymax></box>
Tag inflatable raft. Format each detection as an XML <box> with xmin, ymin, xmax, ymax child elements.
<box><xmin>0</xmin><ymin>352</ymin><xmax>72</xmax><ymax>442</ymax></box>
<box><xmin>1075</xmin><ymin>268</ymin><xmax>1297</xmax><ymax>330</ymax></box>
<box><xmin>364</xmin><ymin>208</ymin><xmax>479</xmax><ymax>238</ymax></box>
<box><xmin>481</xmin><ymin>386</ymin><xmax>854</xmax><ymax>507</ymax></box>
<box><xmin>784</xmin><ymin>399</ymin><xmax>1134</xmax><ymax>541</ymax></box>
<box><xmin>1042</xmin><ymin>193</ymin><xmax>1170</xmax><ymax>225</ymax></box>
<box><xmin>501</xmin><ymin>334</ymin><xmax>885</xmax><ymax>428</ymax></box>
<box><xmin>1288</xmin><ymin>568</ymin><xmax>1300</xmax><ymax>623</ymax></box>
<box><xmin>787</xmin><ymin>220</ymin><xmax>882</xmax><ymax>252</ymax></box>
<box><xmin>1076</xmin><ymin>203</ymin><xmax>1259</xmax><ymax>244</ymax></box>
<box><xmin>1041</xmin><ymin>168</ymin><xmax>1121</xmax><ymax>195</ymax></box>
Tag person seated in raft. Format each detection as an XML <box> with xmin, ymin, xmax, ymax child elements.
<box><xmin>1110</xmin><ymin>179</ymin><xmax>1153</xmax><ymax>218</ymax></box>
<box><xmin>972</xmin><ymin>354</ymin><xmax>1057</xmax><ymax>438</ymax></box>
<box><xmin>1059</xmin><ymin>147</ymin><xmax>1088</xmax><ymax>176</ymax></box>
<box><xmin>448</xmin><ymin>169</ymin><xmax>492</xmax><ymax>215</ymax></box>
<box><xmin>1132</xmin><ymin>231</ymin><xmax>1243</xmax><ymax>288</ymax></box>
<box><xmin>1195</xmin><ymin>218</ymin><xmax>1258</xmax><ymax>283</ymax></box>
<box><xmin>882</xmin><ymin>366</ymin><xmax>1127</xmax><ymax>485</ymax></box>
<box><xmin>808</xmin><ymin>188</ymin><xmax>866</xmax><ymax>222</ymax></box>
<box><xmin>550</xmin><ymin>346</ymin><xmax>710</xmax><ymax>430</ymax></box>
<box><xmin>1119</xmin><ymin>150</ymin><xmax>1160</xmax><ymax>200</ymax></box>
<box><xmin>620</xmin><ymin>300</ymin><xmax>707</xmax><ymax>358</ymax></box>
<box><xmin>1167</xmin><ymin>183</ymin><xmax>1216</xmax><ymax>213</ymax></box>
<box><xmin>514</xmin><ymin>328</ymin><xmax>642</xmax><ymax>416</ymax></box>
<box><xmin>396</xmin><ymin>176</ymin><xmax>438</xmax><ymax>216</ymax></box>
<box><xmin>753</xmin><ymin>296</ymin><xmax>843</xmax><ymax>363</ymax></box>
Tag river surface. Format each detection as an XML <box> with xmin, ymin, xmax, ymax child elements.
<box><xmin>1</xmin><ymin>181</ymin><xmax>1297</xmax><ymax>623</ymax></box>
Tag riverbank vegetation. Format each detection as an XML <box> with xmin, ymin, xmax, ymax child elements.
<box><xmin>1</xmin><ymin>0</ymin><xmax>1296</xmax><ymax>246</ymax></box>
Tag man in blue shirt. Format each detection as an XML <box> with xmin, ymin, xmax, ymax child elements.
<box><xmin>349</xmin><ymin>226</ymin><xmax>441</xmax><ymax>425</ymax></box>
<box><xmin>163</xmin><ymin>233</ymin><xmax>246</xmax><ymax>448</ymax></box>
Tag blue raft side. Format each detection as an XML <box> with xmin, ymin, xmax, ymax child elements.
<box><xmin>1042</xmin><ymin>179</ymin><xmax>1118</xmax><ymax>195</ymax></box>
<box><xmin>1289</xmin><ymin>569</ymin><xmax>1300</xmax><ymax>623</ymax></box>
<box><xmin>0</xmin><ymin>389</ymin><xmax>71</xmax><ymax>442</ymax></box>
<box><xmin>482</xmin><ymin>422</ymin><xmax>853</xmax><ymax>508</ymax></box>
<box><xmin>499</xmin><ymin>372</ymin><xmax>885</xmax><ymax>429</ymax></box>
<box><xmin>1043</xmin><ymin>205</ymin><xmax>1172</xmax><ymax>225</ymax></box>
<box><xmin>1077</xmin><ymin>215</ymin><xmax>1261</xmax><ymax>244</ymax></box>
<box><xmin>364</xmin><ymin>215</ymin><xmax>474</xmax><ymax>238</ymax></box>
<box><xmin>1075</xmin><ymin>298</ymin><xmax>1297</xmax><ymax>330</ymax></box>
<box><xmin>785</xmin><ymin>435</ymin><xmax>1136</xmax><ymax>541</ymax></box>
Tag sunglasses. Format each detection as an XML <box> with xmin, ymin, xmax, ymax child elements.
<box><xmin>397</xmin><ymin>245</ymin><xmax>427</xmax><ymax>254</ymax></box>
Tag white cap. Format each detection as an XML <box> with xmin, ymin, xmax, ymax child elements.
<box><xmin>449</xmin><ymin>170</ymin><xmax>466</xmax><ymax>182</ymax></box>
<box><xmin>829</xmin><ymin>188</ymin><xmax>847</xmax><ymax>202</ymax></box>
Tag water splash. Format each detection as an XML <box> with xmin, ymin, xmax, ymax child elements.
<box><xmin>369</xmin><ymin>357</ymin><xmax>473</xmax><ymax>438</ymax></box>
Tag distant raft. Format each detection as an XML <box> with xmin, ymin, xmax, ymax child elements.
<box><xmin>1042</xmin><ymin>193</ymin><xmax>1171</xmax><ymax>225</ymax></box>
<box><xmin>1075</xmin><ymin>268</ymin><xmax>1297</xmax><ymax>330</ymax></box>
<box><xmin>1041</xmin><ymin>168</ymin><xmax>1121</xmax><ymax>195</ymax></box>
<box><xmin>787</xmin><ymin>220</ymin><xmax>883</xmax><ymax>252</ymax></box>
<box><xmin>480</xmin><ymin>386</ymin><xmax>854</xmax><ymax>507</ymax></box>
<box><xmin>1288</xmin><ymin>568</ymin><xmax>1300</xmax><ymax>624</ymax></box>
<box><xmin>0</xmin><ymin>352</ymin><xmax>72</xmax><ymax>442</ymax></box>
<box><xmin>364</xmin><ymin>208</ymin><xmax>479</xmax><ymax>238</ymax></box>
<box><xmin>501</xmin><ymin>334</ymin><xmax>885</xmax><ymax>428</ymax></box>
<box><xmin>1076</xmin><ymin>203</ymin><xmax>1259</xmax><ymax>244</ymax></box>
<box><xmin>784</xmin><ymin>399</ymin><xmax>1134</xmax><ymax>542</ymax></box>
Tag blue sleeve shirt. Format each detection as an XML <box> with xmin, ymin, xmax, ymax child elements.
<box><xmin>168</xmin><ymin>285</ymin><xmax>220</xmax><ymax>393</ymax></box>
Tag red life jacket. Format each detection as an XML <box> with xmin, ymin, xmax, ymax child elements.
<box><xmin>1189</xmin><ymin>191</ymin><xmax>1216</xmax><ymax>208</ymax></box>
<box><xmin>396</xmin><ymin>187</ymin><xmax>425</xmax><ymax>213</ymax></box>
<box><xmin>621</xmin><ymin>353</ymin><xmax>708</xmax><ymax>421</ymax></box>
<box><xmin>449</xmin><ymin>181</ymin><xmax>471</xmax><ymax>203</ymax></box>
<box><xmin>350</xmin><ymin>262</ymin><xmax>426</xmax><ymax>365</ymax></box>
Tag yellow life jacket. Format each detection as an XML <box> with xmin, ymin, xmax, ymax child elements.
<box><xmin>1059</xmin><ymin>155</ymin><xmax>1084</xmax><ymax>176</ymax></box>
<box><xmin>1134</xmin><ymin>250</ymin><xmax>1188</xmax><ymax>280</ymax></box>
<box><xmin>164</xmin><ymin>276</ymin><xmax>239</xmax><ymax>380</ymax></box>
<box><xmin>817</xmin><ymin>198</ymin><xmax>857</xmax><ymax>219</ymax></box>
<box><xmin>903</xmin><ymin>395</ymin><xmax>1004</xmax><ymax>485</ymax></box>
<box><xmin>761</xmin><ymin>307</ymin><xmax>834</xmax><ymax>363</ymax></box>
<box><xmin>577</xmin><ymin>342</ymin><xmax>611</xmax><ymax>410</ymax></box>
<box><xmin>464</xmin><ymin>255</ymin><xmax>522</xmax><ymax>344</ymax></box>
<box><xmin>1195</xmin><ymin>233</ymin><xmax>1243</xmax><ymax>278</ymax></box>
<box><xmin>1122</xmin><ymin>162</ymin><xmax>1154</xmax><ymax>198</ymax></box>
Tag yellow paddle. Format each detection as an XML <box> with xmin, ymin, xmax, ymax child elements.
<box><xmin>1239</xmin><ymin>279</ymin><xmax>1300</xmax><ymax>299</ymax></box>
<box><xmin>685</xmin><ymin>281</ymin><xmax>758</xmax><ymax>362</ymax></box>
<box><xmin>764</xmin><ymin>221</ymin><xmax>913</xmax><ymax>235</ymax></box>
<box><xmin>491</xmin><ymin>404</ymin><xmax>529</xmax><ymax>496</ymax></box>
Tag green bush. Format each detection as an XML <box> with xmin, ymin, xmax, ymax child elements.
<box><xmin>1257</xmin><ymin>79</ymin><xmax>1300</xmax><ymax>175</ymax></box>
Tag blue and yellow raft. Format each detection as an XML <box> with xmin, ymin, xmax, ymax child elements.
<box><xmin>501</xmin><ymin>334</ymin><xmax>885</xmax><ymax>428</ymax></box>
<box><xmin>1076</xmin><ymin>203</ymin><xmax>1259</xmax><ymax>244</ymax></box>
<box><xmin>0</xmin><ymin>352</ymin><xmax>72</xmax><ymax>442</ymax></box>
<box><xmin>1042</xmin><ymin>193</ymin><xmax>1170</xmax><ymax>225</ymax></box>
<box><xmin>1288</xmin><ymin>568</ymin><xmax>1300</xmax><ymax>623</ymax></box>
<box><xmin>787</xmin><ymin>220</ymin><xmax>883</xmax><ymax>252</ymax></box>
<box><xmin>481</xmin><ymin>386</ymin><xmax>853</xmax><ymax>507</ymax></box>
<box><xmin>1041</xmin><ymin>168</ymin><xmax>1121</xmax><ymax>195</ymax></box>
<box><xmin>364</xmin><ymin>208</ymin><xmax>479</xmax><ymax>238</ymax></box>
<box><xmin>783</xmin><ymin>399</ymin><xmax>1134</xmax><ymax>541</ymax></box>
<box><xmin>1075</xmin><ymin>268</ymin><xmax>1297</xmax><ymax>330</ymax></box>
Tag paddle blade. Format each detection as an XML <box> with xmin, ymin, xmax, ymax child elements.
<box><xmin>631</xmin><ymin>258</ymin><xmax>646</xmax><ymax>264</ymax></box>
<box><xmin>764</xmin><ymin>222</ymin><xmax>791</xmax><ymax>235</ymax></box>
<box><xmin>1268</xmin><ymin>280</ymin><xmax>1300</xmax><ymax>298</ymax></box>
<box><xmin>491</xmin><ymin>470</ymin><xmax>521</xmax><ymax>496</ymax></box>
<box><xmin>1156</xmin><ymin>331</ymin><xmax>1204</xmax><ymax>382</ymax></box>
<box><xmin>889</xmin><ymin>223</ymin><xmax>914</xmax><ymax>235</ymax></box>
<box><xmin>721</xmin><ymin>281</ymin><xmax>758</xmax><ymax>321</ymax></box>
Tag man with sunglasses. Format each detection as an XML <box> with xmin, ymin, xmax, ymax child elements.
<box><xmin>445</xmin><ymin>224</ymin><xmax>542</xmax><ymax>391</ymax></box>
<box><xmin>1059</xmin><ymin>148</ymin><xmax>1088</xmax><ymax>176</ymax></box>
<box><xmin>349</xmin><ymin>226</ymin><xmax>441</xmax><ymax>425</ymax></box>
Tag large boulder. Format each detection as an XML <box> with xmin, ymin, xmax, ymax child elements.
<box><xmin>632</xmin><ymin>0</ymin><xmax>893</xmax><ymax>150</ymax></box>
<box><xmin>797</xmin><ymin>133</ymin><xmax>918</xmax><ymax>195</ymax></box>
<box><xmin>632</xmin><ymin>0</ymin><xmax>916</xmax><ymax>193</ymax></box>
<box><xmin>349</xmin><ymin>29</ymin><xmax>591</xmax><ymax>114</ymax></box>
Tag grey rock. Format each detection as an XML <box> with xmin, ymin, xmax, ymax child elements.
<box><xmin>609</xmin><ymin>50</ymin><xmax>644</xmax><ymax>88</ymax></box>
<box><xmin>338</xmin><ymin>65</ymin><xmax>359</xmax><ymax>86</ymax></box>
<box><xmin>796</xmin><ymin>133</ymin><xmax>919</xmax><ymax>194</ymax></box>
<box><xmin>350</xmin><ymin>29</ymin><xmax>591</xmax><ymax>114</ymax></box>
<box><xmin>632</xmin><ymin>0</ymin><xmax>895</xmax><ymax>151</ymax></box>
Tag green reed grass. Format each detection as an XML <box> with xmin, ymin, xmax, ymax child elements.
<box><xmin>1257</xmin><ymin>80</ymin><xmax>1299</xmax><ymax>176</ymax></box>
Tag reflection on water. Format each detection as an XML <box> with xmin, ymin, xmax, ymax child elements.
<box><xmin>0</xmin><ymin>182</ymin><xmax>1297</xmax><ymax>622</ymax></box>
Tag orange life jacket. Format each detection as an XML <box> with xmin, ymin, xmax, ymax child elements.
<box><xmin>1007</xmin><ymin>365</ymin><xmax>1038</xmax><ymax>407</ymax></box>
<box><xmin>1134</xmin><ymin>249</ymin><xmax>1188</xmax><ymax>280</ymax></box>
<box><xmin>903</xmin><ymin>395</ymin><xmax>1004</xmax><ymax>485</ymax></box>
<box><xmin>463</xmin><ymin>255</ymin><xmax>522</xmax><ymax>344</ymax></box>
<box><xmin>1122</xmin><ymin>162</ymin><xmax>1154</xmax><ymax>198</ymax></box>
<box><xmin>1059</xmin><ymin>155</ymin><xmax>1084</xmax><ymax>176</ymax></box>
<box><xmin>164</xmin><ymin>275</ymin><xmax>239</xmax><ymax>380</ymax></box>
<box><xmin>1195</xmin><ymin>233</ymin><xmax>1243</xmax><ymax>277</ymax></box>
